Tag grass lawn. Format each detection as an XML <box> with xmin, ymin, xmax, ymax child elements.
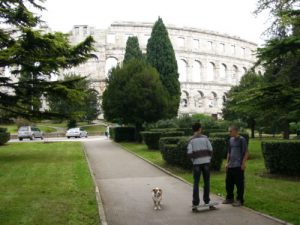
<box><xmin>120</xmin><ymin>139</ymin><xmax>300</xmax><ymax>225</ymax></box>
<box><xmin>81</xmin><ymin>125</ymin><xmax>106</xmax><ymax>133</ymax></box>
<box><xmin>0</xmin><ymin>142</ymin><xmax>99</xmax><ymax>225</ymax></box>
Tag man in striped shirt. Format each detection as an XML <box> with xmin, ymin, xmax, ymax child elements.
<box><xmin>187</xmin><ymin>122</ymin><xmax>214</xmax><ymax>211</ymax></box>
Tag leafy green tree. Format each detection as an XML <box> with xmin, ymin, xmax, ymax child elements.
<box><xmin>222</xmin><ymin>71</ymin><xmax>264</xmax><ymax>138</ymax></box>
<box><xmin>123</xmin><ymin>36</ymin><xmax>143</xmax><ymax>64</ymax></box>
<box><xmin>102</xmin><ymin>60</ymin><xmax>169</xmax><ymax>140</ymax></box>
<box><xmin>48</xmin><ymin>75</ymin><xmax>101</xmax><ymax>123</ymax></box>
<box><xmin>0</xmin><ymin>0</ymin><xmax>94</xmax><ymax>120</ymax></box>
<box><xmin>146</xmin><ymin>17</ymin><xmax>180</xmax><ymax>118</ymax></box>
<box><xmin>252</xmin><ymin>0</ymin><xmax>300</xmax><ymax>139</ymax></box>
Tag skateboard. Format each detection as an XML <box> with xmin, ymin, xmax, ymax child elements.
<box><xmin>192</xmin><ymin>202</ymin><xmax>219</xmax><ymax>212</ymax></box>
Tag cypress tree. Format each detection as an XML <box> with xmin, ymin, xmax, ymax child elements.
<box><xmin>123</xmin><ymin>36</ymin><xmax>143</xmax><ymax>64</ymax></box>
<box><xmin>146</xmin><ymin>17</ymin><xmax>180</xmax><ymax>118</ymax></box>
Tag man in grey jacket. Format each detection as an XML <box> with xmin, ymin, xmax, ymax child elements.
<box><xmin>187</xmin><ymin>122</ymin><xmax>214</xmax><ymax>211</ymax></box>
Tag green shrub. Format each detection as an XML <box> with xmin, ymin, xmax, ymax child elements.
<box><xmin>110</xmin><ymin>127</ymin><xmax>136</xmax><ymax>142</ymax></box>
<box><xmin>160</xmin><ymin>136</ymin><xmax>225</xmax><ymax>171</ymax></box>
<box><xmin>209</xmin><ymin>138</ymin><xmax>227</xmax><ymax>170</ymax></box>
<box><xmin>141</xmin><ymin>131</ymin><xmax>162</xmax><ymax>149</ymax></box>
<box><xmin>142</xmin><ymin>131</ymin><xmax>184</xmax><ymax>150</ymax></box>
<box><xmin>261</xmin><ymin>141</ymin><xmax>300</xmax><ymax>175</ymax></box>
<box><xmin>0</xmin><ymin>127</ymin><xmax>7</xmax><ymax>133</ymax></box>
<box><xmin>0</xmin><ymin>131</ymin><xmax>10</xmax><ymax>145</ymax></box>
<box><xmin>159</xmin><ymin>136</ymin><xmax>183</xmax><ymax>154</ymax></box>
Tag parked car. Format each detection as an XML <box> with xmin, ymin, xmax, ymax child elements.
<box><xmin>18</xmin><ymin>126</ymin><xmax>44</xmax><ymax>141</ymax></box>
<box><xmin>66</xmin><ymin>128</ymin><xmax>88</xmax><ymax>138</ymax></box>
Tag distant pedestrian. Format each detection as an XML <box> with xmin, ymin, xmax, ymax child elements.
<box><xmin>187</xmin><ymin>122</ymin><xmax>215</xmax><ymax>211</ymax></box>
<box><xmin>223</xmin><ymin>125</ymin><xmax>249</xmax><ymax>206</ymax></box>
<box><xmin>105</xmin><ymin>125</ymin><xmax>110</xmax><ymax>139</ymax></box>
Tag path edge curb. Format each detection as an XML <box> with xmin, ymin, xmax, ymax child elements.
<box><xmin>117</xmin><ymin>142</ymin><xmax>291</xmax><ymax>225</ymax></box>
<box><xmin>82</xmin><ymin>143</ymin><xmax>108</xmax><ymax>225</ymax></box>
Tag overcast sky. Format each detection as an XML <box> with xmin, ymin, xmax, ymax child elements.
<box><xmin>40</xmin><ymin>0</ymin><xmax>270</xmax><ymax>45</ymax></box>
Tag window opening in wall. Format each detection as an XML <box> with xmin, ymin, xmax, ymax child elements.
<box><xmin>180</xmin><ymin>91</ymin><xmax>189</xmax><ymax>108</ymax></box>
<box><xmin>105</xmin><ymin>57</ymin><xmax>118</xmax><ymax>77</ymax></box>
<box><xmin>208</xmin><ymin>41</ymin><xmax>213</xmax><ymax>51</ymax></box>
<box><xmin>219</xmin><ymin>43</ymin><xmax>225</xmax><ymax>53</ymax></box>
<box><xmin>231</xmin><ymin>45</ymin><xmax>236</xmax><ymax>55</ymax></box>
<box><xmin>177</xmin><ymin>37</ymin><xmax>185</xmax><ymax>48</ymax></box>
<box><xmin>193</xmin><ymin>39</ymin><xmax>199</xmax><ymax>49</ymax></box>
<box><xmin>178</xmin><ymin>59</ymin><xmax>188</xmax><ymax>82</ymax></box>
<box><xmin>75</xmin><ymin>26</ymin><xmax>79</xmax><ymax>35</ymax></box>
<box><xmin>83</xmin><ymin>26</ymin><xmax>88</xmax><ymax>35</ymax></box>
<box><xmin>192</xmin><ymin>60</ymin><xmax>202</xmax><ymax>82</ymax></box>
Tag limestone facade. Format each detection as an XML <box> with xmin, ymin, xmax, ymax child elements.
<box><xmin>66</xmin><ymin>21</ymin><xmax>259</xmax><ymax>117</ymax></box>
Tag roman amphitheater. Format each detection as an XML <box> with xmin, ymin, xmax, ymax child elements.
<box><xmin>66</xmin><ymin>21</ymin><xmax>260</xmax><ymax>118</ymax></box>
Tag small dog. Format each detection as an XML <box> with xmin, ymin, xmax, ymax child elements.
<box><xmin>152</xmin><ymin>187</ymin><xmax>163</xmax><ymax>210</ymax></box>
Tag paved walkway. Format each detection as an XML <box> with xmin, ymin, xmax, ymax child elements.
<box><xmin>84</xmin><ymin>140</ymin><xmax>285</xmax><ymax>225</ymax></box>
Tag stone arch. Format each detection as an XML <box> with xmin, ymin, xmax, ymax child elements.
<box><xmin>178</xmin><ymin>59</ymin><xmax>188</xmax><ymax>82</ymax></box>
<box><xmin>180</xmin><ymin>90</ymin><xmax>189</xmax><ymax>108</ymax></box>
<box><xmin>192</xmin><ymin>60</ymin><xmax>202</xmax><ymax>82</ymax></box>
<box><xmin>220</xmin><ymin>63</ymin><xmax>227</xmax><ymax>79</ymax></box>
<box><xmin>105</xmin><ymin>57</ymin><xmax>118</xmax><ymax>77</ymax></box>
<box><xmin>207</xmin><ymin>62</ymin><xmax>216</xmax><ymax>81</ymax></box>
<box><xmin>232</xmin><ymin>65</ymin><xmax>239</xmax><ymax>79</ymax></box>
<box><xmin>194</xmin><ymin>90</ymin><xmax>205</xmax><ymax>108</ymax></box>
<box><xmin>208</xmin><ymin>91</ymin><xmax>218</xmax><ymax>108</ymax></box>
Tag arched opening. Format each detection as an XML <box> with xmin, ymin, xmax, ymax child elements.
<box><xmin>208</xmin><ymin>92</ymin><xmax>218</xmax><ymax>108</ymax></box>
<box><xmin>105</xmin><ymin>57</ymin><xmax>118</xmax><ymax>77</ymax></box>
<box><xmin>220</xmin><ymin>63</ymin><xmax>227</xmax><ymax>79</ymax></box>
<box><xmin>180</xmin><ymin>91</ymin><xmax>189</xmax><ymax>108</ymax></box>
<box><xmin>194</xmin><ymin>91</ymin><xmax>205</xmax><ymax>108</ymax></box>
<box><xmin>178</xmin><ymin>59</ymin><xmax>188</xmax><ymax>82</ymax></box>
<box><xmin>207</xmin><ymin>62</ymin><xmax>216</xmax><ymax>81</ymax></box>
<box><xmin>192</xmin><ymin>60</ymin><xmax>202</xmax><ymax>82</ymax></box>
<box><xmin>232</xmin><ymin>65</ymin><xmax>238</xmax><ymax>79</ymax></box>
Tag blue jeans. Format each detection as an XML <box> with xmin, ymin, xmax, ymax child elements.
<box><xmin>193</xmin><ymin>163</ymin><xmax>210</xmax><ymax>206</ymax></box>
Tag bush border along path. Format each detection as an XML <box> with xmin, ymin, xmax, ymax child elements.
<box><xmin>120</xmin><ymin>140</ymin><xmax>298</xmax><ymax>225</ymax></box>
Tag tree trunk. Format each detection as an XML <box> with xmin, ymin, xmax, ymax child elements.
<box><xmin>250</xmin><ymin>119</ymin><xmax>256</xmax><ymax>139</ymax></box>
<box><xmin>283</xmin><ymin>121</ymin><xmax>290</xmax><ymax>140</ymax></box>
<box><xmin>135</xmin><ymin>123</ymin><xmax>143</xmax><ymax>143</ymax></box>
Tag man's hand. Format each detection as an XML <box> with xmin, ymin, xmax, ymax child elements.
<box><xmin>225</xmin><ymin>163</ymin><xmax>228</xmax><ymax>172</ymax></box>
<box><xmin>241</xmin><ymin>163</ymin><xmax>246</xmax><ymax>171</ymax></box>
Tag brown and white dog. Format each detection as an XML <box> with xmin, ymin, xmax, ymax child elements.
<box><xmin>152</xmin><ymin>187</ymin><xmax>163</xmax><ymax>210</ymax></box>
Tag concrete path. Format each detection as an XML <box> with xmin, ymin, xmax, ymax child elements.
<box><xmin>84</xmin><ymin>140</ymin><xmax>285</xmax><ymax>225</ymax></box>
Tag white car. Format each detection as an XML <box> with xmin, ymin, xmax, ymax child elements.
<box><xmin>18</xmin><ymin>126</ymin><xmax>44</xmax><ymax>141</ymax></box>
<box><xmin>66</xmin><ymin>128</ymin><xmax>88</xmax><ymax>138</ymax></box>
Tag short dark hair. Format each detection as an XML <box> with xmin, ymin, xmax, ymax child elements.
<box><xmin>192</xmin><ymin>122</ymin><xmax>202</xmax><ymax>132</ymax></box>
<box><xmin>229</xmin><ymin>125</ymin><xmax>239</xmax><ymax>132</ymax></box>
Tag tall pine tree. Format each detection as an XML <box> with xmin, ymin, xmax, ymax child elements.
<box><xmin>0</xmin><ymin>0</ymin><xmax>94</xmax><ymax>120</ymax></box>
<box><xmin>146</xmin><ymin>17</ymin><xmax>180</xmax><ymax>118</ymax></box>
<box><xmin>123</xmin><ymin>36</ymin><xmax>143</xmax><ymax>64</ymax></box>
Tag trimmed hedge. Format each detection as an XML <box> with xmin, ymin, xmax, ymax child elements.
<box><xmin>159</xmin><ymin>136</ymin><xmax>226</xmax><ymax>171</ymax></box>
<box><xmin>141</xmin><ymin>131</ymin><xmax>184</xmax><ymax>150</ymax></box>
<box><xmin>0</xmin><ymin>130</ymin><xmax>10</xmax><ymax>145</ymax></box>
<box><xmin>261</xmin><ymin>141</ymin><xmax>300</xmax><ymax>176</ymax></box>
<box><xmin>110</xmin><ymin>127</ymin><xmax>136</xmax><ymax>142</ymax></box>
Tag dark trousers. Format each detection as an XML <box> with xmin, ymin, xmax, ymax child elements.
<box><xmin>192</xmin><ymin>163</ymin><xmax>210</xmax><ymax>206</ymax></box>
<box><xmin>226</xmin><ymin>167</ymin><xmax>245</xmax><ymax>203</ymax></box>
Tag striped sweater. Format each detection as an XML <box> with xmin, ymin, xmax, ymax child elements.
<box><xmin>187</xmin><ymin>134</ymin><xmax>213</xmax><ymax>165</ymax></box>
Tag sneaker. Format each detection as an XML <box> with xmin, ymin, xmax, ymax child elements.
<box><xmin>222</xmin><ymin>199</ymin><xmax>234</xmax><ymax>204</ymax></box>
<box><xmin>209</xmin><ymin>205</ymin><xmax>217</xmax><ymax>210</ymax></box>
<box><xmin>192</xmin><ymin>205</ymin><xmax>199</xmax><ymax>212</ymax></box>
<box><xmin>232</xmin><ymin>200</ymin><xmax>242</xmax><ymax>207</ymax></box>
